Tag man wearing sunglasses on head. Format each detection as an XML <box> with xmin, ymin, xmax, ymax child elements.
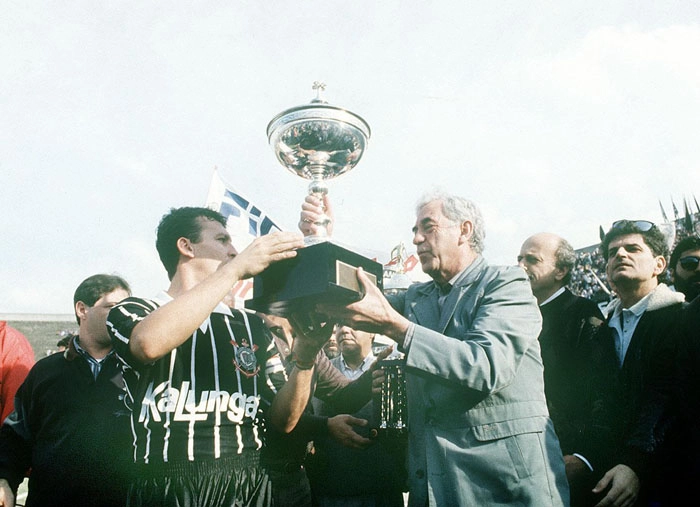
<box><xmin>589</xmin><ymin>220</ymin><xmax>685</xmax><ymax>507</ymax></box>
<box><xmin>669</xmin><ymin>236</ymin><xmax>700</xmax><ymax>302</ymax></box>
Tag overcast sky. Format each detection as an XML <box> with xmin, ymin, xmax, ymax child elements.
<box><xmin>2</xmin><ymin>1</ymin><xmax>699</xmax><ymax>315</ymax></box>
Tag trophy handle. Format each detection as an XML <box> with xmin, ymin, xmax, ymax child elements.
<box><xmin>305</xmin><ymin>172</ymin><xmax>331</xmax><ymax>245</ymax></box>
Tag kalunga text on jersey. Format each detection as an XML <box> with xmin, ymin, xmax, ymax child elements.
<box><xmin>139</xmin><ymin>380</ymin><xmax>260</xmax><ymax>424</ymax></box>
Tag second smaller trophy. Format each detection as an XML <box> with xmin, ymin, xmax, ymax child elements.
<box><xmin>371</xmin><ymin>358</ymin><xmax>408</xmax><ymax>440</ymax></box>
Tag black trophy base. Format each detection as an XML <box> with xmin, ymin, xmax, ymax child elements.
<box><xmin>244</xmin><ymin>241</ymin><xmax>383</xmax><ymax>317</ymax></box>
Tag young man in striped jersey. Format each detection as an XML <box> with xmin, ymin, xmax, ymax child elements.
<box><xmin>107</xmin><ymin>206</ymin><xmax>325</xmax><ymax>507</ymax></box>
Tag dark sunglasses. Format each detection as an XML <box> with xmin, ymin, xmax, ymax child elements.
<box><xmin>610</xmin><ymin>220</ymin><xmax>656</xmax><ymax>232</ymax></box>
<box><xmin>679</xmin><ymin>255</ymin><xmax>700</xmax><ymax>271</ymax></box>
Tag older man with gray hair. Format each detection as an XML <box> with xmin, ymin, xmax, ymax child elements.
<box><xmin>301</xmin><ymin>190</ymin><xmax>569</xmax><ymax>506</ymax></box>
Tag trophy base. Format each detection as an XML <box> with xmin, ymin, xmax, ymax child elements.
<box><xmin>244</xmin><ymin>241</ymin><xmax>383</xmax><ymax>317</ymax></box>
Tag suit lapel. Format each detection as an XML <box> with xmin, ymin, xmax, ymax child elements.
<box><xmin>437</xmin><ymin>256</ymin><xmax>486</xmax><ymax>332</ymax></box>
<box><xmin>437</xmin><ymin>285</ymin><xmax>466</xmax><ymax>332</ymax></box>
<box><xmin>409</xmin><ymin>256</ymin><xmax>486</xmax><ymax>332</ymax></box>
<box><xmin>410</xmin><ymin>284</ymin><xmax>440</xmax><ymax>328</ymax></box>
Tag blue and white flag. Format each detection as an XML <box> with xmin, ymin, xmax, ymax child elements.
<box><xmin>206</xmin><ymin>169</ymin><xmax>282</xmax><ymax>307</ymax></box>
<box><xmin>206</xmin><ymin>169</ymin><xmax>282</xmax><ymax>252</ymax></box>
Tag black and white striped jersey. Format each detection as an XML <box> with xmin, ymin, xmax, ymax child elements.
<box><xmin>107</xmin><ymin>292</ymin><xmax>287</xmax><ymax>465</ymax></box>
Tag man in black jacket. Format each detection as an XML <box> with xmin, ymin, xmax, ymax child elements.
<box><xmin>518</xmin><ymin>233</ymin><xmax>609</xmax><ymax>505</ymax></box>
<box><xmin>671</xmin><ymin>295</ymin><xmax>700</xmax><ymax>505</ymax></box>
<box><xmin>0</xmin><ymin>274</ymin><xmax>132</xmax><ymax>507</ymax></box>
<box><xmin>591</xmin><ymin>220</ymin><xmax>685</xmax><ymax>506</ymax></box>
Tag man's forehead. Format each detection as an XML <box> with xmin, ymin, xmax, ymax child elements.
<box><xmin>198</xmin><ymin>217</ymin><xmax>226</xmax><ymax>232</ymax></box>
<box><xmin>608</xmin><ymin>233</ymin><xmax>646</xmax><ymax>247</ymax></box>
<box><xmin>415</xmin><ymin>201</ymin><xmax>445</xmax><ymax>222</ymax></box>
<box><xmin>521</xmin><ymin>237</ymin><xmax>556</xmax><ymax>257</ymax></box>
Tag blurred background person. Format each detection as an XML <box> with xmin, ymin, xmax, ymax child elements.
<box><xmin>0</xmin><ymin>322</ymin><xmax>34</xmax><ymax>424</ymax></box>
<box><xmin>308</xmin><ymin>324</ymin><xmax>406</xmax><ymax>507</ymax></box>
<box><xmin>669</xmin><ymin>236</ymin><xmax>700</xmax><ymax>302</ymax></box>
<box><xmin>0</xmin><ymin>274</ymin><xmax>132</xmax><ymax>507</ymax></box>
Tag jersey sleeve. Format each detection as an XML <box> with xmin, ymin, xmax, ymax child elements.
<box><xmin>106</xmin><ymin>297</ymin><xmax>160</xmax><ymax>369</ymax></box>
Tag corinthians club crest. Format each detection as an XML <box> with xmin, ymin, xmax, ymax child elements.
<box><xmin>230</xmin><ymin>337</ymin><xmax>260</xmax><ymax>378</ymax></box>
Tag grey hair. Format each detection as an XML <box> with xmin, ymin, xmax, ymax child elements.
<box><xmin>416</xmin><ymin>189</ymin><xmax>486</xmax><ymax>254</ymax></box>
<box><xmin>554</xmin><ymin>237</ymin><xmax>576</xmax><ymax>285</ymax></box>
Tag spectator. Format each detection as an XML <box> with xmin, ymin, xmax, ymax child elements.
<box><xmin>308</xmin><ymin>324</ymin><xmax>406</xmax><ymax>507</ymax></box>
<box><xmin>55</xmin><ymin>330</ymin><xmax>74</xmax><ymax>353</ymax></box>
<box><xmin>322</xmin><ymin>334</ymin><xmax>340</xmax><ymax>359</ymax></box>
<box><xmin>590</xmin><ymin>220</ymin><xmax>685</xmax><ymax>506</ymax></box>
<box><xmin>258</xmin><ymin>313</ymin><xmax>376</xmax><ymax>506</ymax></box>
<box><xmin>0</xmin><ymin>323</ymin><xmax>34</xmax><ymax>423</ymax></box>
<box><xmin>518</xmin><ymin>233</ymin><xmax>609</xmax><ymax>506</ymax></box>
<box><xmin>0</xmin><ymin>274</ymin><xmax>132</xmax><ymax>507</ymax></box>
<box><xmin>568</xmin><ymin>248</ymin><xmax>610</xmax><ymax>305</ymax></box>
<box><xmin>669</xmin><ymin>235</ymin><xmax>700</xmax><ymax>302</ymax></box>
<box><xmin>670</xmin><ymin>295</ymin><xmax>700</xmax><ymax>505</ymax></box>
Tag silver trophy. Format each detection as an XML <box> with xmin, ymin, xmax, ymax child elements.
<box><xmin>245</xmin><ymin>83</ymin><xmax>381</xmax><ymax>318</ymax></box>
<box><xmin>267</xmin><ymin>82</ymin><xmax>371</xmax><ymax>244</ymax></box>
<box><xmin>373</xmin><ymin>358</ymin><xmax>408</xmax><ymax>440</ymax></box>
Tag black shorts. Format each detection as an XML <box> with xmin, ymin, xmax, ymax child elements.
<box><xmin>128</xmin><ymin>453</ymin><xmax>272</xmax><ymax>507</ymax></box>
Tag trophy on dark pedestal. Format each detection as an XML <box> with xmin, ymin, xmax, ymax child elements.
<box><xmin>245</xmin><ymin>83</ymin><xmax>383</xmax><ymax>318</ymax></box>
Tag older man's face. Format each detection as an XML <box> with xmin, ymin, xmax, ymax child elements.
<box><xmin>412</xmin><ymin>200</ymin><xmax>465</xmax><ymax>284</ymax></box>
<box><xmin>518</xmin><ymin>234</ymin><xmax>566</xmax><ymax>302</ymax></box>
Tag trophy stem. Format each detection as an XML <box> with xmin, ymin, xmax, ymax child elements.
<box><xmin>305</xmin><ymin>172</ymin><xmax>330</xmax><ymax>245</ymax></box>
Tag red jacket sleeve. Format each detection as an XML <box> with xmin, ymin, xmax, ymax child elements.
<box><xmin>0</xmin><ymin>323</ymin><xmax>35</xmax><ymax>423</ymax></box>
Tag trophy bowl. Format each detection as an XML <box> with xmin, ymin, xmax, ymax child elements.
<box><xmin>245</xmin><ymin>83</ymin><xmax>381</xmax><ymax>319</ymax></box>
<box><xmin>267</xmin><ymin>82</ymin><xmax>371</xmax><ymax>242</ymax></box>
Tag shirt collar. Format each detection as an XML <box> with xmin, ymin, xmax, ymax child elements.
<box><xmin>435</xmin><ymin>265</ymin><xmax>469</xmax><ymax>295</ymax></box>
<box><xmin>540</xmin><ymin>287</ymin><xmax>566</xmax><ymax>307</ymax></box>
<box><xmin>340</xmin><ymin>351</ymin><xmax>375</xmax><ymax>372</ymax></box>
<box><xmin>609</xmin><ymin>290</ymin><xmax>653</xmax><ymax>321</ymax></box>
<box><xmin>73</xmin><ymin>336</ymin><xmax>114</xmax><ymax>364</ymax></box>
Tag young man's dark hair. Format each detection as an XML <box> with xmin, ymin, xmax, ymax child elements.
<box><xmin>73</xmin><ymin>274</ymin><xmax>131</xmax><ymax>324</ymax></box>
<box><xmin>155</xmin><ymin>207</ymin><xmax>228</xmax><ymax>280</ymax></box>
<box><xmin>670</xmin><ymin>236</ymin><xmax>700</xmax><ymax>273</ymax></box>
<box><xmin>601</xmin><ymin>220</ymin><xmax>669</xmax><ymax>261</ymax></box>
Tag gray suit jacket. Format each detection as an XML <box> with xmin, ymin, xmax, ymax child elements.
<box><xmin>389</xmin><ymin>256</ymin><xmax>569</xmax><ymax>506</ymax></box>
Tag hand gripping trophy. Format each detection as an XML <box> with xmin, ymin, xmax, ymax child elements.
<box><xmin>246</xmin><ymin>83</ymin><xmax>383</xmax><ymax>317</ymax></box>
